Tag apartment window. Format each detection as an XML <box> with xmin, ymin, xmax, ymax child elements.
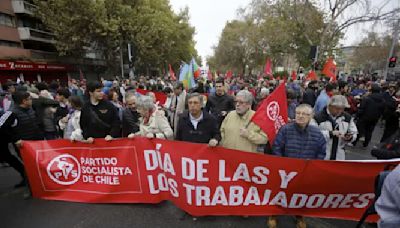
<box><xmin>0</xmin><ymin>40</ymin><xmax>21</xmax><ymax>48</ymax></box>
<box><xmin>0</xmin><ymin>13</ymin><xmax>16</xmax><ymax>27</ymax></box>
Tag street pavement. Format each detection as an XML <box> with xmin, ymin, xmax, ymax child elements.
<box><xmin>0</xmin><ymin>125</ymin><xmax>385</xmax><ymax>228</ymax></box>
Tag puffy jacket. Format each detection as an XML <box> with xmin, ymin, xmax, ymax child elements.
<box><xmin>12</xmin><ymin>106</ymin><xmax>44</xmax><ymax>141</ymax></box>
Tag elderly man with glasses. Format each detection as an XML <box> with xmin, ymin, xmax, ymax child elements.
<box><xmin>270</xmin><ymin>104</ymin><xmax>326</xmax><ymax>228</ymax></box>
<box><xmin>220</xmin><ymin>90</ymin><xmax>268</xmax><ymax>153</ymax></box>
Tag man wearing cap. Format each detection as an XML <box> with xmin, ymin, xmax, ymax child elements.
<box><xmin>312</xmin><ymin>95</ymin><xmax>358</xmax><ymax>160</ymax></box>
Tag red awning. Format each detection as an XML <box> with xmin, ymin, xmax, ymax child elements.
<box><xmin>0</xmin><ymin>60</ymin><xmax>71</xmax><ymax>71</ymax></box>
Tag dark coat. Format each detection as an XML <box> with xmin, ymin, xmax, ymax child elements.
<box><xmin>371</xmin><ymin>130</ymin><xmax>400</xmax><ymax>159</ymax></box>
<box><xmin>32</xmin><ymin>97</ymin><xmax>59</xmax><ymax>132</ymax></box>
<box><xmin>80</xmin><ymin>100</ymin><xmax>121</xmax><ymax>139</ymax></box>
<box><xmin>12</xmin><ymin>106</ymin><xmax>44</xmax><ymax>141</ymax></box>
<box><xmin>204</xmin><ymin>93</ymin><xmax>235</xmax><ymax>127</ymax></box>
<box><xmin>302</xmin><ymin>88</ymin><xmax>317</xmax><ymax>107</ymax></box>
<box><xmin>0</xmin><ymin>111</ymin><xmax>18</xmax><ymax>143</ymax></box>
<box><xmin>357</xmin><ymin>92</ymin><xmax>386</xmax><ymax>122</ymax></box>
<box><xmin>121</xmin><ymin>108</ymin><xmax>140</xmax><ymax>137</ymax></box>
<box><xmin>175</xmin><ymin>110</ymin><xmax>221</xmax><ymax>144</ymax></box>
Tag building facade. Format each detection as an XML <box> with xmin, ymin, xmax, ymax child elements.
<box><xmin>0</xmin><ymin>0</ymin><xmax>105</xmax><ymax>83</ymax></box>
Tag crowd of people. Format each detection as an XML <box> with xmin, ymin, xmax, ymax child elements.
<box><xmin>1</xmin><ymin>73</ymin><xmax>400</xmax><ymax>227</ymax></box>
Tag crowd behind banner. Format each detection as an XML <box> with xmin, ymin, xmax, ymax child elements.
<box><xmin>1</xmin><ymin>72</ymin><xmax>400</xmax><ymax>226</ymax></box>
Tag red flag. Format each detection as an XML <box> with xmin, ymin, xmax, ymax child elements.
<box><xmin>251</xmin><ymin>83</ymin><xmax>288</xmax><ymax>144</ymax></box>
<box><xmin>264</xmin><ymin>58</ymin><xmax>272</xmax><ymax>77</ymax></box>
<box><xmin>291</xmin><ymin>71</ymin><xmax>297</xmax><ymax>81</ymax></box>
<box><xmin>306</xmin><ymin>70</ymin><xmax>317</xmax><ymax>81</ymax></box>
<box><xmin>136</xmin><ymin>89</ymin><xmax>167</xmax><ymax>105</ymax></box>
<box><xmin>207</xmin><ymin>69</ymin><xmax>212</xmax><ymax>80</ymax></box>
<box><xmin>226</xmin><ymin>70</ymin><xmax>233</xmax><ymax>79</ymax></box>
<box><xmin>168</xmin><ymin>64</ymin><xmax>176</xmax><ymax>81</ymax></box>
<box><xmin>322</xmin><ymin>58</ymin><xmax>337</xmax><ymax>81</ymax></box>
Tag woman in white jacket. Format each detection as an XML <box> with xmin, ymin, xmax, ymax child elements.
<box><xmin>59</xmin><ymin>96</ymin><xmax>83</xmax><ymax>141</ymax></box>
<box><xmin>128</xmin><ymin>95</ymin><xmax>173</xmax><ymax>140</ymax></box>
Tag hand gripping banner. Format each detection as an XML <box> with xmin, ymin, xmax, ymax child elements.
<box><xmin>21</xmin><ymin>138</ymin><xmax>400</xmax><ymax>222</ymax></box>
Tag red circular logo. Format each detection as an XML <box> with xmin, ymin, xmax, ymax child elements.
<box><xmin>47</xmin><ymin>154</ymin><xmax>81</xmax><ymax>185</ymax></box>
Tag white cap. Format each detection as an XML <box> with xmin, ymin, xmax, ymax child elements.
<box><xmin>329</xmin><ymin>95</ymin><xmax>350</xmax><ymax>108</ymax></box>
<box><xmin>260</xmin><ymin>87</ymin><xmax>269</xmax><ymax>95</ymax></box>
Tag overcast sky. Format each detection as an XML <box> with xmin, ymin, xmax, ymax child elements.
<box><xmin>169</xmin><ymin>0</ymin><xmax>398</xmax><ymax>64</ymax></box>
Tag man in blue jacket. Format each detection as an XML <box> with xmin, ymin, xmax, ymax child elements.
<box><xmin>270</xmin><ymin>104</ymin><xmax>326</xmax><ymax>228</ymax></box>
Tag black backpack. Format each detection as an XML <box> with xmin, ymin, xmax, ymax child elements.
<box><xmin>371</xmin><ymin>130</ymin><xmax>400</xmax><ymax>159</ymax></box>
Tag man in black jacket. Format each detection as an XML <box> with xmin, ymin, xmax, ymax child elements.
<box><xmin>355</xmin><ymin>83</ymin><xmax>385</xmax><ymax>147</ymax></box>
<box><xmin>121</xmin><ymin>92</ymin><xmax>140</xmax><ymax>137</ymax></box>
<box><xmin>0</xmin><ymin>110</ymin><xmax>26</xmax><ymax>187</ymax></box>
<box><xmin>80</xmin><ymin>81</ymin><xmax>121</xmax><ymax>142</ymax></box>
<box><xmin>54</xmin><ymin>88</ymin><xmax>71</xmax><ymax>137</ymax></box>
<box><xmin>205</xmin><ymin>78</ymin><xmax>235</xmax><ymax>128</ymax></box>
<box><xmin>302</xmin><ymin>80</ymin><xmax>318</xmax><ymax>107</ymax></box>
<box><xmin>12</xmin><ymin>91</ymin><xmax>44</xmax><ymax>142</ymax></box>
<box><xmin>176</xmin><ymin>93</ymin><xmax>221</xmax><ymax>146</ymax></box>
<box><xmin>381</xmin><ymin>84</ymin><xmax>399</xmax><ymax>142</ymax></box>
<box><xmin>10</xmin><ymin>91</ymin><xmax>45</xmax><ymax>189</ymax></box>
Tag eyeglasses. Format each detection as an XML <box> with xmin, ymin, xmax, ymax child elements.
<box><xmin>295</xmin><ymin>112</ymin><xmax>311</xmax><ymax>116</ymax></box>
<box><xmin>235</xmin><ymin>100</ymin><xmax>248</xmax><ymax>105</ymax></box>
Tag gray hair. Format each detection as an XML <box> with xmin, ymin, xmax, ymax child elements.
<box><xmin>236</xmin><ymin>90</ymin><xmax>254</xmax><ymax>105</ymax></box>
<box><xmin>125</xmin><ymin>92</ymin><xmax>137</xmax><ymax>101</ymax></box>
<box><xmin>136</xmin><ymin>95</ymin><xmax>155</xmax><ymax>111</ymax></box>
<box><xmin>187</xmin><ymin>92</ymin><xmax>203</xmax><ymax>104</ymax></box>
<box><xmin>296</xmin><ymin>104</ymin><xmax>313</xmax><ymax>115</ymax></box>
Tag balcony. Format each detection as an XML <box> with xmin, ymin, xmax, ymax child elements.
<box><xmin>29</xmin><ymin>50</ymin><xmax>106</xmax><ymax>66</ymax></box>
<box><xmin>12</xmin><ymin>0</ymin><xmax>37</xmax><ymax>15</ymax></box>
<box><xmin>18</xmin><ymin>27</ymin><xmax>56</xmax><ymax>44</ymax></box>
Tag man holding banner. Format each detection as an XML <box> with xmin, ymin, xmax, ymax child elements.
<box><xmin>220</xmin><ymin>90</ymin><xmax>268</xmax><ymax>153</ymax></box>
<box><xmin>80</xmin><ymin>81</ymin><xmax>121</xmax><ymax>142</ymax></box>
<box><xmin>176</xmin><ymin>92</ymin><xmax>220</xmax><ymax>146</ymax></box>
<box><xmin>272</xmin><ymin>103</ymin><xmax>326</xmax><ymax>159</ymax></box>
<box><xmin>271</xmin><ymin>104</ymin><xmax>326</xmax><ymax>228</ymax></box>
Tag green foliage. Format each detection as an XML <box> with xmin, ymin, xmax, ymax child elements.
<box><xmin>33</xmin><ymin>0</ymin><xmax>199</xmax><ymax>75</ymax></box>
<box><xmin>209</xmin><ymin>0</ymin><xmax>327</xmax><ymax>73</ymax></box>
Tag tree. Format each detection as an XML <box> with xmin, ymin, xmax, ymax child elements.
<box><xmin>350</xmin><ymin>32</ymin><xmax>398</xmax><ymax>73</ymax></box>
<box><xmin>208</xmin><ymin>20</ymin><xmax>261</xmax><ymax>74</ymax></box>
<box><xmin>33</xmin><ymin>0</ymin><xmax>199</xmax><ymax>76</ymax></box>
<box><xmin>209</xmin><ymin>0</ymin><xmax>326</xmax><ymax>73</ymax></box>
<box><xmin>317</xmin><ymin>0</ymin><xmax>400</xmax><ymax>59</ymax></box>
<box><xmin>209</xmin><ymin>0</ymin><xmax>400</xmax><ymax>73</ymax></box>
